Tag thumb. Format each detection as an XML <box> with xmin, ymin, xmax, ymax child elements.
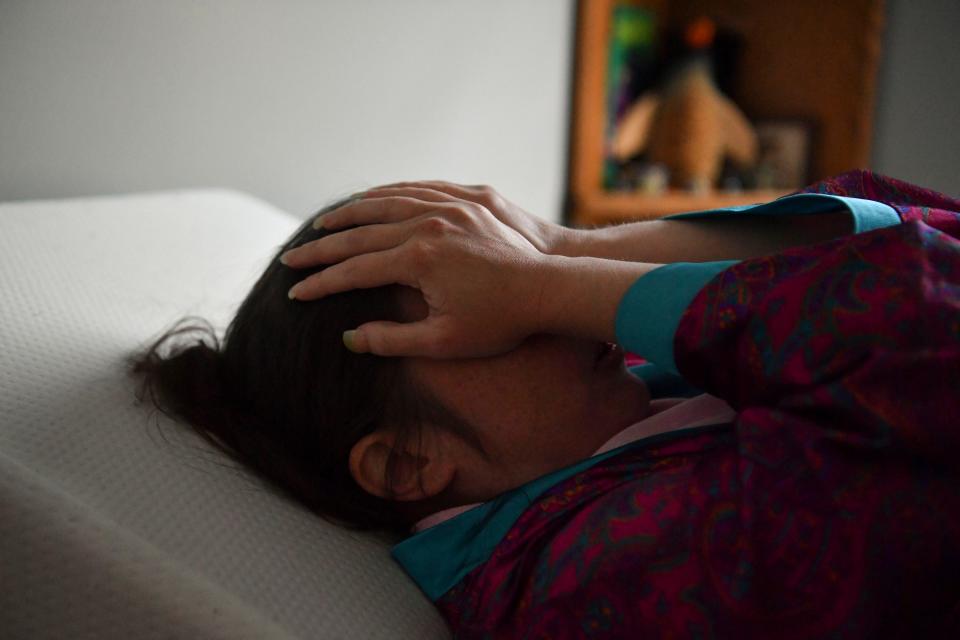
<box><xmin>343</xmin><ymin>320</ymin><xmax>438</xmax><ymax>357</ymax></box>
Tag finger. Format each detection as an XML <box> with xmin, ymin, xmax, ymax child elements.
<box><xmin>317</xmin><ymin>196</ymin><xmax>448</xmax><ymax>230</ymax></box>
<box><xmin>365</xmin><ymin>181</ymin><xmax>483</xmax><ymax>203</ymax></box>
<box><xmin>288</xmin><ymin>246</ymin><xmax>413</xmax><ymax>301</ymax></box>
<box><xmin>365</xmin><ymin>180</ymin><xmax>468</xmax><ymax>194</ymax></box>
<box><xmin>359</xmin><ymin>186</ymin><xmax>461</xmax><ymax>206</ymax></box>
<box><xmin>282</xmin><ymin>218</ymin><xmax>416</xmax><ymax>268</ymax></box>
<box><xmin>344</xmin><ymin>319</ymin><xmax>443</xmax><ymax>358</ymax></box>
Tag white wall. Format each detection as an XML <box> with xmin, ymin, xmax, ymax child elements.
<box><xmin>0</xmin><ymin>0</ymin><xmax>574</xmax><ymax>221</ymax></box>
<box><xmin>872</xmin><ymin>0</ymin><xmax>960</xmax><ymax>197</ymax></box>
<box><xmin>3</xmin><ymin>0</ymin><xmax>957</xmax><ymax>222</ymax></box>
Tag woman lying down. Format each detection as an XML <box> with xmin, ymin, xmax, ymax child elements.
<box><xmin>130</xmin><ymin>170</ymin><xmax>960</xmax><ymax>638</ymax></box>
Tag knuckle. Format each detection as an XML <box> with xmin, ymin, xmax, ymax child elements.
<box><xmin>380</xmin><ymin>196</ymin><xmax>407</xmax><ymax>215</ymax></box>
<box><xmin>421</xmin><ymin>216</ymin><xmax>451</xmax><ymax>236</ymax></box>
<box><xmin>474</xmin><ymin>184</ymin><xmax>499</xmax><ymax>206</ymax></box>
<box><xmin>333</xmin><ymin>259</ymin><xmax>357</xmax><ymax>286</ymax></box>
<box><xmin>450</xmin><ymin>204</ymin><xmax>473</xmax><ymax>223</ymax></box>
<box><xmin>397</xmin><ymin>195</ymin><xmax>422</xmax><ymax>207</ymax></box>
<box><xmin>465</xmin><ymin>201</ymin><xmax>488</xmax><ymax>217</ymax></box>
<box><xmin>343</xmin><ymin>227</ymin><xmax>366</xmax><ymax>251</ymax></box>
<box><xmin>438</xmin><ymin>202</ymin><xmax>474</xmax><ymax>224</ymax></box>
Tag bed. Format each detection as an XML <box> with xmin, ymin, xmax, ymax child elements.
<box><xmin>0</xmin><ymin>189</ymin><xmax>450</xmax><ymax>639</ymax></box>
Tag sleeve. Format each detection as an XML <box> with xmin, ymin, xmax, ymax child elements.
<box><xmin>618</xmin><ymin>191</ymin><xmax>904</xmax><ymax>375</ymax></box>
<box><xmin>661</xmin><ymin>191</ymin><xmax>901</xmax><ymax>234</ymax></box>
<box><xmin>615</xmin><ymin>220</ymin><xmax>960</xmax><ymax>464</ymax></box>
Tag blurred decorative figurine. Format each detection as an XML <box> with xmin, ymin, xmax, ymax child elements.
<box><xmin>610</xmin><ymin>18</ymin><xmax>757</xmax><ymax>193</ymax></box>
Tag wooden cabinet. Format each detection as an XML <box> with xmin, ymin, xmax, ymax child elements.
<box><xmin>566</xmin><ymin>0</ymin><xmax>885</xmax><ymax>226</ymax></box>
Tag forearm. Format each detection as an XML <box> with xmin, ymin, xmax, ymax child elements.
<box><xmin>555</xmin><ymin>210</ymin><xmax>852</xmax><ymax>263</ymax></box>
<box><xmin>533</xmin><ymin>218</ymin><xmax>832</xmax><ymax>354</ymax></box>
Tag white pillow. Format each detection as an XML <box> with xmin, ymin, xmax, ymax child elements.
<box><xmin>0</xmin><ymin>189</ymin><xmax>449</xmax><ymax>639</ymax></box>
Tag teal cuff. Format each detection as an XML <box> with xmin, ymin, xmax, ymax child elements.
<box><xmin>623</xmin><ymin>193</ymin><xmax>901</xmax><ymax>375</ymax></box>
<box><xmin>615</xmin><ymin>261</ymin><xmax>736</xmax><ymax>376</ymax></box>
<box><xmin>663</xmin><ymin>193</ymin><xmax>900</xmax><ymax>234</ymax></box>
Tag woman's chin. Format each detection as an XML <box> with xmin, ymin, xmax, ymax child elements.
<box><xmin>596</xmin><ymin>367</ymin><xmax>651</xmax><ymax>425</ymax></box>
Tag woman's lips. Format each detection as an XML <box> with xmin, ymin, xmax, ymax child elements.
<box><xmin>594</xmin><ymin>342</ymin><xmax>623</xmax><ymax>369</ymax></box>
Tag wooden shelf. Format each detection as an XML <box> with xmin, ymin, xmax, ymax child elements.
<box><xmin>566</xmin><ymin>0</ymin><xmax>885</xmax><ymax>227</ymax></box>
<box><xmin>571</xmin><ymin>188</ymin><xmax>791</xmax><ymax>225</ymax></box>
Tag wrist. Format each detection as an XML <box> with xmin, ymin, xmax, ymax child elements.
<box><xmin>535</xmin><ymin>254</ymin><xmax>663</xmax><ymax>343</ymax></box>
<box><xmin>544</xmin><ymin>224</ymin><xmax>587</xmax><ymax>257</ymax></box>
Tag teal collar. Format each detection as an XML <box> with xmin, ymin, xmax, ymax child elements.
<box><xmin>391</xmin><ymin>422</ymin><xmax>731</xmax><ymax>601</ymax></box>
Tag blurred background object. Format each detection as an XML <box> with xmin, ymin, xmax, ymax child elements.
<box><xmin>568</xmin><ymin>0</ymin><xmax>960</xmax><ymax>226</ymax></box>
<box><xmin>570</xmin><ymin>0</ymin><xmax>884</xmax><ymax>225</ymax></box>
<box><xmin>608</xmin><ymin>16</ymin><xmax>759</xmax><ymax>195</ymax></box>
<box><xmin>0</xmin><ymin>0</ymin><xmax>957</xmax><ymax>226</ymax></box>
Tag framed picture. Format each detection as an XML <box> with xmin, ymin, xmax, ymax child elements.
<box><xmin>752</xmin><ymin>119</ymin><xmax>815</xmax><ymax>190</ymax></box>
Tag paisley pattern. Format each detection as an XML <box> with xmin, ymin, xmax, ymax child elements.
<box><xmin>433</xmin><ymin>172</ymin><xmax>960</xmax><ymax>638</ymax></box>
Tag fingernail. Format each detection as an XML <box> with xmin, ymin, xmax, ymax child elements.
<box><xmin>288</xmin><ymin>285</ymin><xmax>299</xmax><ymax>300</ymax></box>
<box><xmin>342</xmin><ymin>329</ymin><xmax>360</xmax><ymax>353</ymax></box>
<box><xmin>311</xmin><ymin>215</ymin><xmax>326</xmax><ymax>230</ymax></box>
<box><xmin>279</xmin><ymin>251</ymin><xmax>291</xmax><ymax>265</ymax></box>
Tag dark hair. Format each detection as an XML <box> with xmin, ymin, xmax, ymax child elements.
<box><xmin>127</xmin><ymin>197</ymin><xmax>476</xmax><ymax>536</ymax></box>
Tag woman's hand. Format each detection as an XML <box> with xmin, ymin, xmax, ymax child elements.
<box><xmin>346</xmin><ymin>181</ymin><xmax>581</xmax><ymax>256</ymax></box>
<box><xmin>280</xmin><ymin>194</ymin><xmax>557</xmax><ymax>358</ymax></box>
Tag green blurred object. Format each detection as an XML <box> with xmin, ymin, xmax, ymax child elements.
<box><xmin>604</xmin><ymin>4</ymin><xmax>657</xmax><ymax>190</ymax></box>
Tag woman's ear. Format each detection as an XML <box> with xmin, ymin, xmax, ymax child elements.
<box><xmin>348</xmin><ymin>425</ymin><xmax>456</xmax><ymax>502</ymax></box>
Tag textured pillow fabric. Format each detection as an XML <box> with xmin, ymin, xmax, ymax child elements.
<box><xmin>0</xmin><ymin>189</ymin><xmax>449</xmax><ymax>640</ymax></box>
